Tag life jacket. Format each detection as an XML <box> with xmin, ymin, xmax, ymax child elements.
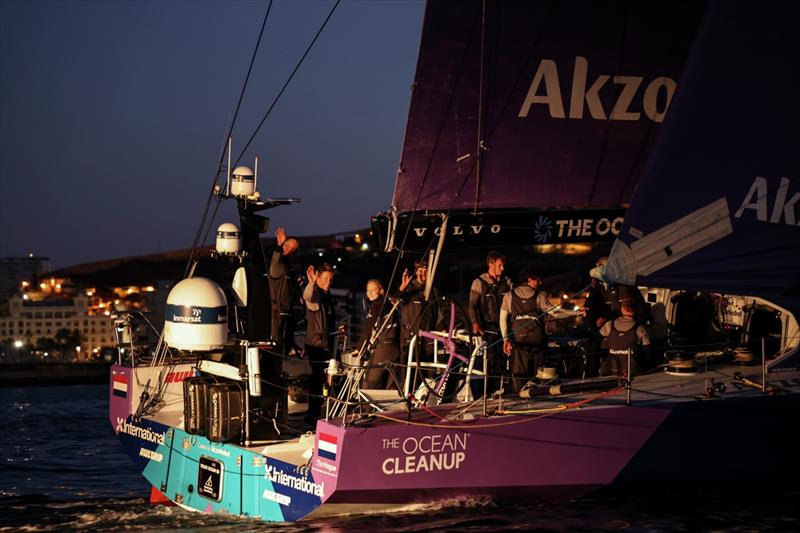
<box><xmin>268</xmin><ymin>250</ymin><xmax>294</xmax><ymax>316</ymax></box>
<box><xmin>268</xmin><ymin>252</ymin><xmax>296</xmax><ymax>347</ymax></box>
<box><xmin>399</xmin><ymin>282</ymin><xmax>435</xmax><ymax>346</ymax></box>
<box><xmin>606</xmin><ymin>319</ymin><xmax>640</xmax><ymax>356</ymax></box>
<box><xmin>360</xmin><ymin>299</ymin><xmax>398</xmax><ymax>349</ymax></box>
<box><xmin>269</xmin><ymin>274</ymin><xmax>292</xmax><ymax>315</ymax></box>
<box><xmin>478</xmin><ymin>275</ymin><xmax>510</xmax><ymax>326</ymax></box>
<box><xmin>510</xmin><ymin>288</ymin><xmax>546</xmax><ymax>346</ymax></box>
<box><xmin>305</xmin><ymin>287</ymin><xmax>335</xmax><ymax>350</ymax></box>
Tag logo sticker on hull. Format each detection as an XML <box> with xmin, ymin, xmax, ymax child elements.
<box><xmin>198</xmin><ymin>456</ymin><xmax>223</xmax><ymax>502</ymax></box>
<box><xmin>381</xmin><ymin>433</ymin><xmax>469</xmax><ymax>476</ymax></box>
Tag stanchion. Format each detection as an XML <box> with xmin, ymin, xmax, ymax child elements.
<box><xmin>761</xmin><ymin>337</ymin><xmax>766</xmax><ymax>393</ymax></box>
<box><xmin>482</xmin><ymin>340</ymin><xmax>488</xmax><ymax>417</ymax></box>
<box><xmin>626</xmin><ymin>348</ymin><xmax>632</xmax><ymax>406</ymax></box>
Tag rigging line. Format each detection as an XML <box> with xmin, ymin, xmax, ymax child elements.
<box><xmin>368</xmin><ymin>387</ymin><xmax>623</xmax><ymax>429</ymax></box>
<box><xmin>184</xmin><ymin>0</ymin><xmax>275</xmax><ymax>278</ymax></box>
<box><xmin>374</xmin><ymin>1</ymin><xmax>482</xmax><ymax>324</ymax></box>
<box><xmin>195</xmin><ymin>196</ymin><xmax>224</xmax><ymax>270</ymax></box>
<box><xmin>233</xmin><ymin>0</ymin><xmax>342</xmax><ymax>167</ymax></box>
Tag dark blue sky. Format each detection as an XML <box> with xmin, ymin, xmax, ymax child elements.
<box><xmin>0</xmin><ymin>0</ymin><xmax>424</xmax><ymax>268</ymax></box>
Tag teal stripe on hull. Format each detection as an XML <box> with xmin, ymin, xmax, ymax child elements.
<box><xmin>142</xmin><ymin>425</ymin><xmax>323</xmax><ymax>521</ymax></box>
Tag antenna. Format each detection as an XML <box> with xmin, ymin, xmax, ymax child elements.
<box><xmin>254</xmin><ymin>155</ymin><xmax>259</xmax><ymax>194</ymax></box>
<box><xmin>226</xmin><ymin>137</ymin><xmax>232</xmax><ymax>196</ymax></box>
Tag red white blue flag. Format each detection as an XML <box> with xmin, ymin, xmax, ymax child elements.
<box><xmin>318</xmin><ymin>433</ymin><xmax>337</xmax><ymax>461</ymax></box>
<box><xmin>112</xmin><ymin>373</ymin><xmax>128</xmax><ymax>398</ymax></box>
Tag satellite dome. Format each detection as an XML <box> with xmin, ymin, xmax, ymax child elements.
<box><xmin>231</xmin><ymin>166</ymin><xmax>255</xmax><ymax>197</ymax></box>
<box><xmin>163</xmin><ymin>277</ymin><xmax>228</xmax><ymax>351</ymax></box>
<box><xmin>215</xmin><ymin>222</ymin><xmax>241</xmax><ymax>255</ymax></box>
<box><xmin>232</xmin><ymin>166</ymin><xmax>254</xmax><ymax>177</ymax></box>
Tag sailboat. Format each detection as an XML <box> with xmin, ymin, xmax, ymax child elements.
<box><xmin>109</xmin><ymin>0</ymin><xmax>800</xmax><ymax>522</ymax></box>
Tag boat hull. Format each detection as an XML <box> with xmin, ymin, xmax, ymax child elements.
<box><xmin>110</xmin><ymin>362</ymin><xmax>800</xmax><ymax>521</ymax></box>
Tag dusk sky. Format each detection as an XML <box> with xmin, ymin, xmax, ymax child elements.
<box><xmin>0</xmin><ymin>0</ymin><xmax>425</xmax><ymax>269</ymax></box>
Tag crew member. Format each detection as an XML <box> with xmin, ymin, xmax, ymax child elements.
<box><xmin>611</xmin><ymin>284</ymin><xmax>651</xmax><ymax>326</ymax></box>
<box><xmin>269</xmin><ymin>227</ymin><xmax>299</xmax><ymax>356</ymax></box>
<box><xmin>500</xmin><ymin>268</ymin><xmax>550</xmax><ymax>393</ymax></box>
<box><xmin>584</xmin><ymin>257</ymin><xmax>614</xmax><ymax>376</ymax></box>
<box><xmin>359</xmin><ymin>279</ymin><xmax>400</xmax><ymax>389</ymax></box>
<box><xmin>600</xmin><ymin>299</ymin><xmax>650</xmax><ymax>378</ymax></box>
<box><xmin>397</xmin><ymin>259</ymin><xmax>440</xmax><ymax>361</ymax></box>
<box><xmin>468</xmin><ymin>251</ymin><xmax>512</xmax><ymax>394</ymax></box>
<box><xmin>303</xmin><ymin>263</ymin><xmax>336</xmax><ymax>424</ymax></box>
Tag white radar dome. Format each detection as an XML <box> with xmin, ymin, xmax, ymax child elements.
<box><xmin>231</xmin><ymin>166</ymin><xmax>255</xmax><ymax>197</ymax></box>
<box><xmin>163</xmin><ymin>277</ymin><xmax>228</xmax><ymax>351</ymax></box>
<box><xmin>215</xmin><ymin>222</ymin><xmax>241</xmax><ymax>255</ymax></box>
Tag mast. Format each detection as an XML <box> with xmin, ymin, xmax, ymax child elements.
<box><xmin>473</xmin><ymin>0</ymin><xmax>486</xmax><ymax>213</ymax></box>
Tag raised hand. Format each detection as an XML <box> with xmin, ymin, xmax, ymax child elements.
<box><xmin>306</xmin><ymin>265</ymin><xmax>317</xmax><ymax>284</ymax></box>
<box><xmin>399</xmin><ymin>268</ymin><xmax>412</xmax><ymax>291</ymax></box>
<box><xmin>275</xmin><ymin>227</ymin><xmax>287</xmax><ymax>246</ymax></box>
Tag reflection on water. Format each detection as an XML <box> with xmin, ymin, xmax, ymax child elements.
<box><xmin>1</xmin><ymin>385</ymin><xmax>798</xmax><ymax>532</ymax></box>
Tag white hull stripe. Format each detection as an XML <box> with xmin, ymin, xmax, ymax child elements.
<box><xmin>318</xmin><ymin>440</ymin><xmax>337</xmax><ymax>455</ymax></box>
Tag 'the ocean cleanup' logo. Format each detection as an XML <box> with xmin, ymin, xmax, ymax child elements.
<box><xmin>533</xmin><ymin>216</ymin><xmax>554</xmax><ymax>243</ymax></box>
<box><xmin>115</xmin><ymin>417</ymin><xmax>166</xmax><ymax>445</ymax></box>
<box><xmin>381</xmin><ymin>433</ymin><xmax>468</xmax><ymax>475</ymax></box>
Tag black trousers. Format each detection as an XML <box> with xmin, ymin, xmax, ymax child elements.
<box><xmin>271</xmin><ymin>312</ymin><xmax>297</xmax><ymax>356</ymax></box>
<box><xmin>304</xmin><ymin>344</ymin><xmax>331</xmax><ymax>420</ymax></box>
<box><xmin>586</xmin><ymin>327</ymin><xmax>605</xmax><ymax>377</ymax></box>
<box><xmin>362</xmin><ymin>341</ymin><xmax>401</xmax><ymax>390</ymax></box>
<box><xmin>609</xmin><ymin>352</ymin><xmax>639</xmax><ymax>378</ymax></box>
<box><xmin>480</xmin><ymin>331</ymin><xmax>505</xmax><ymax>395</ymax></box>
<box><xmin>511</xmin><ymin>343</ymin><xmax>544</xmax><ymax>393</ymax></box>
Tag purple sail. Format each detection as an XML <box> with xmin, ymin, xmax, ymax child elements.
<box><xmin>392</xmin><ymin>0</ymin><xmax>705</xmax><ymax>213</ymax></box>
<box><xmin>605</xmin><ymin>1</ymin><xmax>800</xmax><ymax>319</ymax></box>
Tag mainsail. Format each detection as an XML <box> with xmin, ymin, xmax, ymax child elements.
<box><xmin>375</xmin><ymin>0</ymin><xmax>705</xmax><ymax>251</ymax></box>
<box><xmin>604</xmin><ymin>1</ymin><xmax>800</xmax><ymax>317</ymax></box>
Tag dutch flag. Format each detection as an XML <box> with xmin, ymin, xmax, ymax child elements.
<box><xmin>318</xmin><ymin>433</ymin><xmax>337</xmax><ymax>461</ymax></box>
<box><xmin>112</xmin><ymin>373</ymin><xmax>128</xmax><ymax>398</ymax></box>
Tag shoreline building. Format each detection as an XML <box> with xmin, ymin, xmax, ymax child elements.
<box><xmin>0</xmin><ymin>256</ymin><xmax>51</xmax><ymax>300</ymax></box>
<box><xmin>0</xmin><ymin>293</ymin><xmax>115</xmax><ymax>360</ymax></box>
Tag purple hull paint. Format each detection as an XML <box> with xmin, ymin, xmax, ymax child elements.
<box><xmin>315</xmin><ymin>404</ymin><xmax>672</xmax><ymax>503</ymax></box>
<box><xmin>109</xmin><ymin>366</ymin><xmax>132</xmax><ymax>428</ymax></box>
